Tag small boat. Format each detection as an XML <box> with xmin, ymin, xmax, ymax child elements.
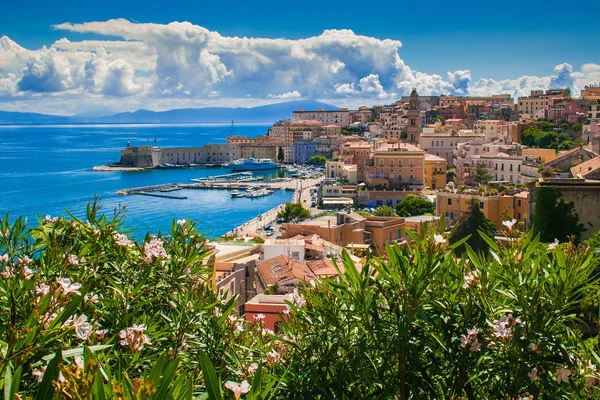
<box><xmin>231</xmin><ymin>190</ymin><xmax>247</xmax><ymax>198</ymax></box>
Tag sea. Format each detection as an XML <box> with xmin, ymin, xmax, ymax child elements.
<box><xmin>0</xmin><ymin>124</ymin><xmax>293</xmax><ymax>239</ymax></box>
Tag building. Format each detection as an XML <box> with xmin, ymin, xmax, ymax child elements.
<box><xmin>357</xmin><ymin>188</ymin><xmax>422</xmax><ymax>208</ymax></box>
<box><xmin>339</xmin><ymin>141</ymin><xmax>372</xmax><ymax>182</ymax></box>
<box><xmin>528</xmin><ymin>178</ymin><xmax>600</xmax><ymax>240</ymax></box>
<box><xmin>406</xmin><ymin>89</ymin><xmax>421</xmax><ymax>144</ymax></box>
<box><xmin>161</xmin><ymin>144</ymin><xmax>240</xmax><ymax>165</ymax></box>
<box><xmin>399</xmin><ymin>95</ymin><xmax>440</xmax><ymax>110</ymax></box>
<box><xmin>570</xmin><ymin>157</ymin><xmax>600</xmax><ymax>179</ymax></box>
<box><xmin>421</xmin><ymin>129</ymin><xmax>485</xmax><ymax>167</ymax></box>
<box><xmin>119</xmin><ymin>146</ymin><xmax>162</xmax><ymax>168</ymax></box>
<box><xmin>326</xmin><ymin>161</ymin><xmax>358</xmax><ymax>183</ymax></box>
<box><xmin>293</xmin><ymin>141</ymin><xmax>317</xmax><ymax>164</ymax></box>
<box><xmin>436</xmin><ymin>191</ymin><xmax>529</xmax><ymax>229</ymax></box>
<box><xmin>293</xmin><ymin>108</ymin><xmax>351</xmax><ymax>127</ymax></box>
<box><xmin>245</xmin><ymin>295</ymin><xmax>288</xmax><ymax>332</ymax></box>
<box><xmin>473</xmin><ymin>120</ymin><xmax>510</xmax><ymax>142</ymax></box>
<box><xmin>263</xmin><ymin>239</ymin><xmax>307</xmax><ymax>262</ymax></box>
<box><xmin>268</xmin><ymin>120</ymin><xmax>290</xmax><ymax>144</ymax></box>
<box><xmin>366</xmin><ymin>141</ymin><xmax>425</xmax><ymax>190</ymax></box>
<box><xmin>477</xmin><ymin>152</ymin><xmax>523</xmax><ymax>184</ymax></box>
<box><xmin>287</xmin><ymin>120</ymin><xmax>322</xmax><ymax>145</ymax></box>
<box><xmin>517</xmin><ymin>89</ymin><xmax>570</xmax><ymax>119</ymax></box>
<box><xmin>424</xmin><ymin>154</ymin><xmax>447</xmax><ymax>189</ymax></box>
<box><xmin>239</xmin><ymin>144</ymin><xmax>277</xmax><ymax>160</ymax></box>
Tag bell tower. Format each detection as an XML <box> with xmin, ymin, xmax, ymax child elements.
<box><xmin>406</xmin><ymin>88</ymin><xmax>421</xmax><ymax>144</ymax></box>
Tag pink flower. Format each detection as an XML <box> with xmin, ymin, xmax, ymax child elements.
<box><xmin>462</xmin><ymin>270</ymin><xmax>479</xmax><ymax>290</ymax></box>
<box><xmin>469</xmin><ymin>339</ymin><xmax>481</xmax><ymax>352</ymax></box>
<box><xmin>32</xmin><ymin>365</ymin><xmax>46</xmax><ymax>382</ymax></box>
<box><xmin>528</xmin><ymin>367</ymin><xmax>538</xmax><ymax>382</ymax></box>
<box><xmin>74</xmin><ymin>355</ymin><xmax>84</xmax><ymax>370</ymax></box>
<box><xmin>224</xmin><ymin>380</ymin><xmax>251</xmax><ymax>400</ymax></box>
<box><xmin>554</xmin><ymin>366</ymin><xmax>571</xmax><ymax>383</ymax></box>
<box><xmin>71</xmin><ymin>314</ymin><xmax>93</xmax><ymax>340</ymax></box>
<box><xmin>119</xmin><ymin>324</ymin><xmax>151</xmax><ymax>352</ymax></box>
<box><xmin>247</xmin><ymin>363</ymin><xmax>259</xmax><ymax>375</ymax></box>
<box><xmin>143</xmin><ymin>238</ymin><xmax>169</xmax><ymax>263</ymax></box>
<box><xmin>0</xmin><ymin>254</ymin><xmax>9</xmax><ymax>263</ymax></box>
<box><xmin>492</xmin><ymin>316</ymin><xmax>512</xmax><ymax>339</ymax></box>
<box><xmin>67</xmin><ymin>254</ymin><xmax>79</xmax><ymax>265</ymax></box>
<box><xmin>84</xmin><ymin>293</ymin><xmax>99</xmax><ymax>303</ymax></box>
<box><xmin>502</xmin><ymin>218</ymin><xmax>517</xmax><ymax>230</ymax></box>
<box><xmin>96</xmin><ymin>329</ymin><xmax>108</xmax><ymax>340</ymax></box>
<box><xmin>22</xmin><ymin>265</ymin><xmax>34</xmax><ymax>280</ymax></box>
<box><xmin>266</xmin><ymin>349</ymin><xmax>281</xmax><ymax>364</ymax></box>
<box><xmin>44</xmin><ymin>215</ymin><xmax>58</xmax><ymax>224</ymax></box>
<box><xmin>528</xmin><ymin>343</ymin><xmax>538</xmax><ymax>352</ymax></box>
<box><xmin>57</xmin><ymin>277</ymin><xmax>81</xmax><ymax>295</ymax></box>
<box><xmin>548</xmin><ymin>239</ymin><xmax>559</xmax><ymax>251</ymax></box>
<box><xmin>114</xmin><ymin>233</ymin><xmax>134</xmax><ymax>247</ymax></box>
<box><xmin>36</xmin><ymin>283</ymin><xmax>50</xmax><ymax>296</ymax></box>
<box><xmin>255</xmin><ymin>313</ymin><xmax>265</xmax><ymax>321</ymax></box>
<box><xmin>433</xmin><ymin>234</ymin><xmax>446</xmax><ymax>245</ymax></box>
<box><xmin>18</xmin><ymin>256</ymin><xmax>32</xmax><ymax>265</ymax></box>
<box><xmin>177</xmin><ymin>219</ymin><xmax>187</xmax><ymax>228</ymax></box>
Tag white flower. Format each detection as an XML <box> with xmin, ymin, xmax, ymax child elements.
<box><xmin>177</xmin><ymin>219</ymin><xmax>187</xmax><ymax>228</ymax></box>
<box><xmin>74</xmin><ymin>355</ymin><xmax>84</xmax><ymax>370</ymax></box>
<box><xmin>255</xmin><ymin>313</ymin><xmax>265</xmax><ymax>321</ymax></box>
<box><xmin>0</xmin><ymin>254</ymin><xmax>9</xmax><ymax>263</ymax></box>
<box><xmin>462</xmin><ymin>271</ymin><xmax>479</xmax><ymax>290</ymax></box>
<box><xmin>57</xmin><ymin>277</ymin><xmax>81</xmax><ymax>295</ymax></box>
<box><xmin>502</xmin><ymin>218</ymin><xmax>517</xmax><ymax>229</ymax></box>
<box><xmin>433</xmin><ymin>234</ymin><xmax>446</xmax><ymax>245</ymax></box>
<box><xmin>44</xmin><ymin>215</ymin><xmax>58</xmax><ymax>224</ymax></box>
<box><xmin>119</xmin><ymin>324</ymin><xmax>151</xmax><ymax>352</ymax></box>
<box><xmin>548</xmin><ymin>238</ymin><xmax>559</xmax><ymax>250</ymax></box>
<box><xmin>36</xmin><ymin>283</ymin><xmax>50</xmax><ymax>296</ymax></box>
<box><xmin>224</xmin><ymin>380</ymin><xmax>251</xmax><ymax>400</ymax></box>
<box><xmin>143</xmin><ymin>238</ymin><xmax>169</xmax><ymax>263</ymax></box>
<box><xmin>71</xmin><ymin>314</ymin><xmax>93</xmax><ymax>340</ymax></box>
<box><xmin>492</xmin><ymin>316</ymin><xmax>512</xmax><ymax>339</ymax></box>
<box><xmin>555</xmin><ymin>366</ymin><xmax>571</xmax><ymax>383</ymax></box>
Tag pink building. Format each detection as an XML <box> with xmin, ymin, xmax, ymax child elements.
<box><xmin>245</xmin><ymin>295</ymin><xmax>288</xmax><ymax>332</ymax></box>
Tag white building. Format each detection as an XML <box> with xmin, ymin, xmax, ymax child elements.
<box><xmin>293</xmin><ymin>108</ymin><xmax>351</xmax><ymax>127</ymax></box>
<box><xmin>263</xmin><ymin>239</ymin><xmax>306</xmax><ymax>262</ymax></box>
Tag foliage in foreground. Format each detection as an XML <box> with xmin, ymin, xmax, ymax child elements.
<box><xmin>276</xmin><ymin>203</ymin><xmax>310</xmax><ymax>222</ymax></box>
<box><xmin>1</xmin><ymin>203</ymin><xmax>600</xmax><ymax>399</ymax></box>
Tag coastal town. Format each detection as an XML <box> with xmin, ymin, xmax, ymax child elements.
<box><xmin>104</xmin><ymin>84</ymin><xmax>600</xmax><ymax>330</ymax></box>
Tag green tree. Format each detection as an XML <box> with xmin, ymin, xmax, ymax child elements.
<box><xmin>277</xmin><ymin>146</ymin><xmax>284</xmax><ymax>162</ymax></box>
<box><xmin>448</xmin><ymin>198</ymin><xmax>496</xmax><ymax>255</ymax></box>
<box><xmin>396</xmin><ymin>194</ymin><xmax>435</xmax><ymax>217</ymax></box>
<box><xmin>473</xmin><ymin>163</ymin><xmax>492</xmax><ymax>186</ymax></box>
<box><xmin>533</xmin><ymin>186</ymin><xmax>585</xmax><ymax>243</ymax></box>
<box><xmin>373</xmin><ymin>205</ymin><xmax>397</xmax><ymax>217</ymax></box>
<box><xmin>308</xmin><ymin>155</ymin><xmax>327</xmax><ymax>165</ymax></box>
<box><xmin>446</xmin><ymin>168</ymin><xmax>455</xmax><ymax>183</ymax></box>
<box><xmin>277</xmin><ymin>202</ymin><xmax>311</xmax><ymax>222</ymax></box>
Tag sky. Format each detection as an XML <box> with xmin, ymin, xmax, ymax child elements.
<box><xmin>0</xmin><ymin>0</ymin><xmax>599</xmax><ymax>115</ymax></box>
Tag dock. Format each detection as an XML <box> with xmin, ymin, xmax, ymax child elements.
<box><xmin>190</xmin><ymin>172</ymin><xmax>252</xmax><ymax>182</ymax></box>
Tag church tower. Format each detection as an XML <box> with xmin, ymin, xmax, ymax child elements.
<box><xmin>406</xmin><ymin>88</ymin><xmax>421</xmax><ymax>144</ymax></box>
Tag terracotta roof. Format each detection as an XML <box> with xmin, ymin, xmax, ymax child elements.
<box><xmin>256</xmin><ymin>255</ymin><xmax>313</xmax><ymax>287</ymax></box>
<box><xmin>305</xmin><ymin>243</ymin><xmax>325</xmax><ymax>252</ymax></box>
<box><xmin>545</xmin><ymin>147</ymin><xmax>594</xmax><ymax>166</ymax></box>
<box><xmin>571</xmin><ymin>157</ymin><xmax>600</xmax><ymax>178</ymax></box>
<box><xmin>306</xmin><ymin>259</ymin><xmax>343</xmax><ymax>277</ymax></box>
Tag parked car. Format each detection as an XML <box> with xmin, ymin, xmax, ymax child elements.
<box><xmin>264</xmin><ymin>225</ymin><xmax>273</xmax><ymax>231</ymax></box>
<box><xmin>265</xmin><ymin>230</ymin><xmax>274</xmax><ymax>236</ymax></box>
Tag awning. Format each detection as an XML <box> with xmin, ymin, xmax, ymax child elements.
<box><xmin>322</xmin><ymin>198</ymin><xmax>354</xmax><ymax>205</ymax></box>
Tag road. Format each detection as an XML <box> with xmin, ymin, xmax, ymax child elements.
<box><xmin>227</xmin><ymin>176</ymin><xmax>323</xmax><ymax>239</ymax></box>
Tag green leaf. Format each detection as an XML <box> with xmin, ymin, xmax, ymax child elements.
<box><xmin>35</xmin><ymin>349</ymin><xmax>62</xmax><ymax>400</ymax></box>
<box><xmin>198</xmin><ymin>351</ymin><xmax>223</xmax><ymax>400</ymax></box>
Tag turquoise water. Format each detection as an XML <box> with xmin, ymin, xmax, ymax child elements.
<box><xmin>0</xmin><ymin>124</ymin><xmax>292</xmax><ymax>238</ymax></box>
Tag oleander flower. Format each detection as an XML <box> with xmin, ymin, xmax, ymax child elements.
<box><xmin>67</xmin><ymin>254</ymin><xmax>79</xmax><ymax>265</ymax></box>
<box><xmin>119</xmin><ymin>324</ymin><xmax>151</xmax><ymax>352</ymax></box>
<box><xmin>0</xmin><ymin>254</ymin><xmax>9</xmax><ymax>263</ymax></box>
<box><xmin>434</xmin><ymin>234</ymin><xmax>446</xmax><ymax>245</ymax></box>
<box><xmin>462</xmin><ymin>270</ymin><xmax>479</xmax><ymax>290</ymax></box>
<box><xmin>36</xmin><ymin>283</ymin><xmax>50</xmax><ymax>296</ymax></box>
<box><xmin>57</xmin><ymin>277</ymin><xmax>82</xmax><ymax>295</ymax></box>
<box><xmin>528</xmin><ymin>367</ymin><xmax>538</xmax><ymax>382</ymax></box>
<box><xmin>32</xmin><ymin>365</ymin><xmax>46</xmax><ymax>382</ymax></box>
<box><xmin>255</xmin><ymin>313</ymin><xmax>265</xmax><ymax>321</ymax></box>
<box><xmin>224</xmin><ymin>380</ymin><xmax>251</xmax><ymax>400</ymax></box>
<box><xmin>22</xmin><ymin>265</ymin><xmax>34</xmax><ymax>280</ymax></box>
<box><xmin>44</xmin><ymin>215</ymin><xmax>58</xmax><ymax>223</ymax></box>
<box><xmin>71</xmin><ymin>314</ymin><xmax>93</xmax><ymax>340</ymax></box>
<box><xmin>548</xmin><ymin>239</ymin><xmax>559</xmax><ymax>251</ymax></box>
<box><xmin>555</xmin><ymin>366</ymin><xmax>571</xmax><ymax>383</ymax></box>
<box><xmin>177</xmin><ymin>219</ymin><xmax>187</xmax><ymax>228</ymax></box>
<box><xmin>143</xmin><ymin>238</ymin><xmax>169</xmax><ymax>263</ymax></box>
<box><xmin>114</xmin><ymin>233</ymin><xmax>134</xmax><ymax>247</ymax></box>
<box><xmin>247</xmin><ymin>363</ymin><xmax>259</xmax><ymax>374</ymax></box>
<box><xmin>502</xmin><ymin>218</ymin><xmax>517</xmax><ymax>230</ymax></box>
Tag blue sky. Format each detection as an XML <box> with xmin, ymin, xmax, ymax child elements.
<box><xmin>0</xmin><ymin>0</ymin><xmax>599</xmax><ymax>114</ymax></box>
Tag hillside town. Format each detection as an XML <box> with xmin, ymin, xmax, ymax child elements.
<box><xmin>189</xmin><ymin>85</ymin><xmax>600</xmax><ymax>330</ymax></box>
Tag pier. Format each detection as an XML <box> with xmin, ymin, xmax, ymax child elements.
<box><xmin>190</xmin><ymin>172</ymin><xmax>252</xmax><ymax>182</ymax></box>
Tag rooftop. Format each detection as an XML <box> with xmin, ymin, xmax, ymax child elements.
<box><xmin>571</xmin><ymin>157</ymin><xmax>600</xmax><ymax>178</ymax></box>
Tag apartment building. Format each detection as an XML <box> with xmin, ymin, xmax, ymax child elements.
<box><xmin>339</xmin><ymin>140</ymin><xmax>372</xmax><ymax>182</ymax></box>
<box><xmin>421</xmin><ymin>128</ymin><xmax>484</xmax><ymax>167</ymax></box>
<box><xmin>424</xmin><ymin>154</ymin><xmax>447</xmax><ymax>189</ymax></box>
<box><xmin>517</xmin><ymin>89</ymin><xmax>570</xmax><ymax>119</ymax></box>
<box><xmin>436</xmin><ymin>191</ymin><xmax>529</xmax><ymax>229</ymax></box>
<box><xmin>473</xmin><ymin>120</ymin><xmax>510</xmax><ymax>142</ymax></box>
<box><xmin>240</xmin><ymin>144</ymin><xmax>277</xmax><ymax>160</ymax></box>
<box><xmin>366</xmin><ymin>141</ymin><xmax>425</xmax><ymax>190</ymax></box>
<box><xmin>475</xmin><ymin>152</ymin><xmax>523</xmax><ymax>184</ymax></box>
<box><xmin>293</xmin><ymin>108</ymin><xmax>351</xmax><ymax>127</ymax></box>
<box><xmin>160</xmin><ymin>143</ymin><xmax>240</xmax><ymax>165</ymax></box>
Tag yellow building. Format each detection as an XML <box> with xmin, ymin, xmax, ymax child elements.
<box><xmin>240</xmin><ymin>144</ymin><xmax>277</xmax><ymax>160</ymax></box>
<box><xmin>366</xmin><ymin>141</ymin><xmax>425</xmax><ymax>190</ymax></box>
<box><xmin>436</xmin><ymin>191</ymin><xmax>529</xmax><ymax>229</ymax></box>
<box><xmin>424</xmin><ymin>154</ymin><xmax>447</xmax><ymax>190</ymax></box>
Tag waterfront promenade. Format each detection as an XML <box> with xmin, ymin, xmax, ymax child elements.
<box><xmin>224</xmin><ymin>177</ymin><xmax>322</xmax><ymax>238</ymax></box>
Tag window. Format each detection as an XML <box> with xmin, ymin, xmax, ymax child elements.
<box><xmin>409</xmin><ymin>160</ymin><xmax>414</xmax><ymax>167</ymax></box>
<box><xmin>447</xmin><ymin>198</ymin><xmax>453</xmax><ymax>206</ymax></box>
<box><xmin>479</xmin><ymin>202</ymin><xmax>484</xmax><ymax>209</ymax></box>
<box><xmin>409</xmin><ymin>174</ymin><xmax>414</xmax><ymax>181</ymax></box>
<box><xmin>291</xmin><ymin>251</ymin><xmax>300</xmax><ymax>260</ymax></box>
<box><xmin>518</xmin><ymin>199</ymin><xmax>522</xmax><ymax>207</ymax></box>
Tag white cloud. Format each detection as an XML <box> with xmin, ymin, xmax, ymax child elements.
<box><xmin>267</xmin><ymin>90</ymin><xmax>302</xmax><ymax>99</ymax></box>
<box><xmin>0</xmin><ymin>20</ymin><xmax>598</xmax><ymax>114</ymax></box>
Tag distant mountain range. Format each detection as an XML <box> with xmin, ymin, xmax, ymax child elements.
<box><xmin>0</xmin><ymin>100</ymin><xmax>338</xmax><ymax>125</ymax></box>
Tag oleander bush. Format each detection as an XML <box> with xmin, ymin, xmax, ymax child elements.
<box><xmin>1</xmin><ymin>203</ymin><xmax>600</xmax><ymax>399</ymax></box>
